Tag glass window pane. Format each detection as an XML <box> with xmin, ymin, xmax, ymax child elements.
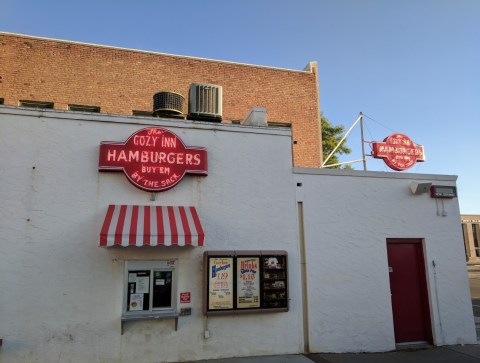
<box><xmin>153</xmin><ymin>271</ymin><xmax>173</xmax><ymax>308</ymax></box>
<box><xmin>127</xmin><ymin>270</ymin><xmax>151</xmax><ymax>311</ymax></box>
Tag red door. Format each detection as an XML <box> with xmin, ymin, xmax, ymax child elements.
<box><xmin>387</xmin><ymin>238</ymin><xmax>432</xmax><ymax>344</ymax></box>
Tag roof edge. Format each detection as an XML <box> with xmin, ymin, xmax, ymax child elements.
<box><xmin>0</xmin><ymin>105</ymin><xmax>292</xmax><ymax>137</ymax></box>
<box><xmin>0</xmin><ymin>31</ymin><xmax>316</xmax><ymax>74</ymax></box>
<box><xmin>293</xmin><ymin>166</ymin><xmax>458</xmax><ymax>182</ymax></box>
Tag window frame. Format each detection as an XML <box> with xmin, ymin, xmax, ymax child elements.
<box><xmin>122</xmin><ymin>260</ymin><xmax>177</xmax><ymax>319</ymax></box>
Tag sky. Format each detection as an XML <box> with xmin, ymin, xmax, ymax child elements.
<box><xmin>1</xmin><ymin>0</ymin><xmax>479</xmax><ymax>213</ymax></box>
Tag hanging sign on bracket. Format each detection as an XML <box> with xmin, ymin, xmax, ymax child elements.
<box><xmin>372</xmin><ymin>133</ymin><xmax>425</xmax><ymax>171</ymax></box>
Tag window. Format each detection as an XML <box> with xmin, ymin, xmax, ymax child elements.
<box><xmin>0</xmin><ymin>98</ymin><xmax>4</xmax><ymax>105</ymax></box>
<box><xmin>473</xmin><ymin>224</ymin><xmax>480</xmax><ymax>257</ymax></box>
<box><xmin>204</xmin><ymin>250</ymin><xmax>288</xmax><ymax>315</ymax></box>
<box><xmin>19</xmin><ymin>100</ymin><xmax>54</xmax><ymax>109</ymax></box>
<box><xmin>68</xmin><ymin>104</ymin><xmax>100</xmax><ymax>113</ymax></box>
<box><xmin>132</xmin><ymin>110</ymin><xmax>153</xmax><ymax>117</ymax></box>
<box><xmin>462</xmin><ymin>224</ymin><xmax>469</xmax><ymax>260</ymax></box>
<box><xmin>268</xmin><ymin>121</ymin><xmax>291</xmax><ymax>128</ymax></box>
<box><xmin>123</xmin><ymin>260</ymin><xmax>177</xmax><ymax>316</ymax></box>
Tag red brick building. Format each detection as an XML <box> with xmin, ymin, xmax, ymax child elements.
<box><xmin>0</xmin><ymin>32</ymin><xmax>322</xmax><ymax>167</ymax></box>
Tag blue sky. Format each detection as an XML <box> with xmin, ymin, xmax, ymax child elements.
<box><xmin>1</xmin><ymin>0</ymin><xmax>479</xmax><ymax>213</ymax></box>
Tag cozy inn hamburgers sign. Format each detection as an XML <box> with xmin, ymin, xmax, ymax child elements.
<box><xmin>99</xmin><ymin>127</ymin><xmax>207</xmax><ymax>192</ymax></box>
<box><xmin>372</xmin><ymin>133</ymin><xmax>424</xmax><ymax>171</ymax></box>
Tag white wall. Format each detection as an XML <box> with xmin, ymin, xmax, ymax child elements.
<box><xmin>295</xmin><ymin>168</ymin><xmax>477</xmax><ymax>353</ymax></box>
<box><xmin>0</xmin><ymin>107</ymin><xmax>302</xmax><ymax>362</ymax></box>
<box><xmin>1</xmin><ymin>107</ymin><xmax>475</xmax><ymax>361</ymax></box>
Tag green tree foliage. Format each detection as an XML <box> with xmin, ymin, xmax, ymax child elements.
<box><xmin>321</xmin><ymin>114</ymin><xmax>352</xmax><ymax>168</ymax></box>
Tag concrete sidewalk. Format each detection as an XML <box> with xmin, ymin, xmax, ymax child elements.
<box><xmin>181</xmin><ymin>345</ymin><xmax>480</xmax><ymax>363</ymax></box>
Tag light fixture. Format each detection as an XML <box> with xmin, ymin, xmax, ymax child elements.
<box><xmin>410</xmin><ymin>181</ymin><xmax>432</xmax><ymax>195</ymax></box>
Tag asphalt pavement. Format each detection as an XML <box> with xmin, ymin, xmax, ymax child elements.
<box><xmin>308</xmin><ymin>345</ymin><xmax>480</xmax><ymax>363</ymax></box>
<box><xmin>181</xmin><ymin>345</ymin><xmax>480</xmax><ymax>363</ymax></box>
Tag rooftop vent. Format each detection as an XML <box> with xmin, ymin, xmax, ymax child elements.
<box><xmin>188</xmin><ymin>83</ymin><xmax>222</xmax><ymax>122</ymax></box>
<box><xmin>241</xmin><ymin>107</ymin><xmax>268</xmax><ymax>127</ymax></box>
<box><xmin>153</xmin><ymin>91</ymin><xmax>185</xmax><ymax>118</ymax></box>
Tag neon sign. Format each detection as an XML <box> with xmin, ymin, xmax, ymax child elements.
<box><xmin>372</xmin><ymin>133</ymin><xmax>424</xmax><ymax>171</ymax></box>
<box><xmin>99</xmin><ymin>127</ymin><xmax>207</xmax><ymax>191</ymax></box>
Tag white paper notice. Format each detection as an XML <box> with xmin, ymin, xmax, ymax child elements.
<box><xmin>129</xmin><ymin>294</ymin><xmax>144</xmax><ymax>311</ymax></box>
<box><xmin>128</xmin><ymin>273</ymin><xmax>137</xmax><ymax>283</ymax></box>
<box><xmin>136</xmin><ymin>276</ymin><xmax>149</xmax><ymax>294</ymax></box>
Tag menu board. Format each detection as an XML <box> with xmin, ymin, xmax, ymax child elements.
<box><xmin>204</xmin><ymin>251</ymin><xmax>288</xmax><ymax>315</ymax></box>
<box><xmin>236</xmin><ymin>257</ymin><xmax>260</xmax><ymax>308</ymax></box>
<box><xmin>208</xmin><ymin>257</ymin><xmax>234</xmax><ymax>310</ymax></box>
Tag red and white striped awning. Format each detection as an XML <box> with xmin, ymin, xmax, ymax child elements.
<box><xmin>100</xmin><ymin>205</ymin><xmax>205</xmax><ymax>247</ymax></box>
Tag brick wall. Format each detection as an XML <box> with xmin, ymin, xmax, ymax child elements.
<box><xmin>0</xmin><ymin>33</ymin><xmax>321</xmax><ymax>167</ymax></box>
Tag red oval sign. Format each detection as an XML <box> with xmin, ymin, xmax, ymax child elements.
<box><xmin>372</xmin><ymin>133</ymin><xmax>425</xmax><ymax>171</ymax></box>
<box><xmin>99</xmin><ymin>127</ymin><xmax>207</xmax><ymax>192</ymax></box>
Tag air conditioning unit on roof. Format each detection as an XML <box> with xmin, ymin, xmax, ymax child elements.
<box><xmin>188</xmin><ymin>83</ymin><xmax>222</xmax><ymax>122</ymax></box>
<box><xmin>153</xmin><ymin>91</ymin><xmax>185</xmax><ymax>118</ymax></box>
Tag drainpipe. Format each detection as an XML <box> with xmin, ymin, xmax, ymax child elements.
<box><xmin>298</xmin><ymin>201</ymin><xmax>310</xmax><ymax>353</ymax></box>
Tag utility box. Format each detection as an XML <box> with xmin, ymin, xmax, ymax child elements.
<box><xmin>188</xmin><ymin>83</ymin><xmax>222</xmax><ymax>122</ymax></box>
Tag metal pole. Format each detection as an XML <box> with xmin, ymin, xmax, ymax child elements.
<box><xmin>360</xmin><ymin>112</ymin><xmax>367</xmax><ymax>171</ymax></box>
<box><xmin>322</xmin><ymin>114</ymin><xmax>362</xmax><ymax>167</ymax></box>
<box><xmin>321</xmin><ymin>159</ymin><xmax>365</xmax><ymax>168</ymax></box>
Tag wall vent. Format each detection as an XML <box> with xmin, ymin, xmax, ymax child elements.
<box><xmin>153</xmin><ymin>91</ymin><xmax>185</xmax><ymax>117</ymax></box>
<box><xmin>188</xmin><ymin>83</ymin><xmax>222</xmax><ymax>122</ymax></box>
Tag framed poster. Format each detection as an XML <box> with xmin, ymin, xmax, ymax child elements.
<box><xmin>262</xmin><ymin>255</ymin><xmax>288</xmax><ymax>308</ymax></box>
<box><xmin>204</xmin><ymin>251</ymin><xmax>288</xmax><ymax>315</ymax></box>
<box><xmin>237</xmin><ymin>257</ymin><xmax>260</xmax><ymax>308</ymax></box>
<box><xmin>208</xmin><ymin>257</ymin><xmax>234</xmax><ymax>310</ymax></box>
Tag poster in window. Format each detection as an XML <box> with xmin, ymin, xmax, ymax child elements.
<box><xmin>237</xmin><ymin>257</ymin><xmax>260</xmax><ymax>308</ymax></box>
<box><xmin>128</xmin><ymin>273</ymin><xmax>137</xmax><ymax>282</ymax></box>
<box><xmin>129</xmin><ymin>293</ymin><xmax>144</xmax><ymax>311</ymax></box>
<box><xmin>136</xmin><ymin>276</ymin><xmax>150</xmax><ymax>294</ymax></box>
<box><xmin>208</xmin><ymin>257</ymin><xmax>233</xmax><ymax>310</ymax></box>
